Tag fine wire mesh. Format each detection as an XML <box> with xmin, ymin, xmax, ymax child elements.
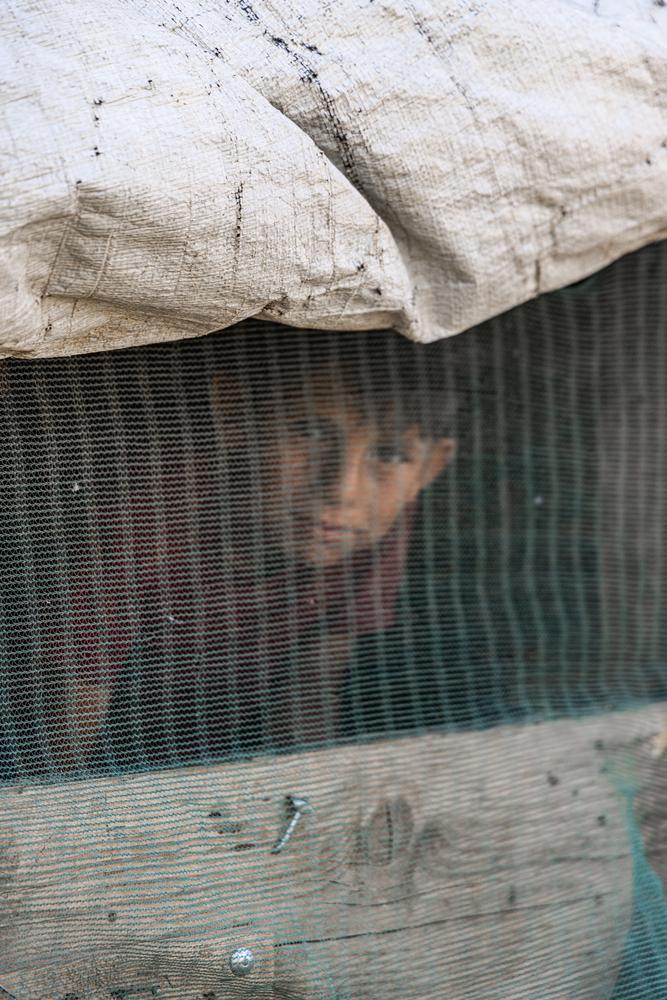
<box><xmin>0</xmin><ymin>240</ymin><xmax>666</xmax><ymax>996</ymax></box>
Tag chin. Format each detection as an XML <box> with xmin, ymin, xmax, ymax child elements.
<box><xmin>293</xmin><ymin>539</ymin><xmax>351</xmax><ymax>569</ymax></box>
<box><xmin>298</xmin><ymin>547</ymin><xmax>345</xmax><ymax>568</ymax></box>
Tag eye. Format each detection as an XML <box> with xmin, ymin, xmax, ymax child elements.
<box><xmin>286</xmin><ymin>418</ymin><xmax>326</xmax><ymax>442</ymax></box>
<box><xmin>372</xmin><ymin>444</ymin><xmax>412</xmax><ymax>465</ymax></box>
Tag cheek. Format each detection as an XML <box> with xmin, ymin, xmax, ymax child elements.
<box><xmin>368</xmin><ymin>469</ymin><xmax>422</xmax><ymax>527</ymax></box>
<box><xmin>263</xmin><ymin>445</ymin><xmax>311</xmax><ymax>499</ymax></box>
<box><xmin>382</xmin><ymin>466</ymin><xmax>423</xmax><ymax>502</ymax></box>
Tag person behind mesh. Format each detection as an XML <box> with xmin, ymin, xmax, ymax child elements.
<box><xmin>42</xmin><ymin>325</ymin><xmax>458</xmax><ymax>773</ymax></box>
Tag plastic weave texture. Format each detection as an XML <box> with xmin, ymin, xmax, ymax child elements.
<box><xmin>1</xmin><ymin>241</ymin><xmax>666</xmax><ymax>998</ymax></box>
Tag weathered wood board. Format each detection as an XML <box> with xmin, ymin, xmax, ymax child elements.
<box><xmin>1</xmin><ymin>704</ymin><xmax>665</xmax><ymax>999</ymax></box>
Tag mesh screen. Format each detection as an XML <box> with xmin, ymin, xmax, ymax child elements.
<box><xmin>1</xmin><ymin>241</ymin><xmax>667</xmax><ymax>997</ymax></box>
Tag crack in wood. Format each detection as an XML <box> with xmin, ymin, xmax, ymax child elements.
<box><xmin>275</xmin><ymin>890</ymin><xmax>604</xmax><ymax>948</ymax></box>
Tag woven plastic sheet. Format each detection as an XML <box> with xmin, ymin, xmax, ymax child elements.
<box><xmin>1</xmin><ymin>241</ymin><xmax>667</xmax><ymax>996</ymax></box>
<box><xmin>2</xmin><ymin>0</ymin><xmax>667</xmax><ymax>357</ymax></box>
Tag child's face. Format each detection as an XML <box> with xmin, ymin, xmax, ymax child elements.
<box><xmin>253</xmin><ymin>372</ymin><xmax>455</xmax><ymax>568</ymax></box>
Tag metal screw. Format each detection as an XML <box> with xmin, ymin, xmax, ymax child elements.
<box><xmin>271</xmin><ymin>795</ymin><xmax>313</xmax><ymax>854</ymax></box>
<box><xmin>0</xmin><ymin>986</ymin><xmax>22</xmax><ymax>1000</ymax></box>
<box><xmin>229</xmin><ymin>946</ymin><xmax>255</xmax><ymax>977</ymax></box>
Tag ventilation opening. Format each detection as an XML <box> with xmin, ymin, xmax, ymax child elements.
<box><xmin>1</xmin><ymin>241</ymin><xmax>666</xmax><ymax>783</ymax></box>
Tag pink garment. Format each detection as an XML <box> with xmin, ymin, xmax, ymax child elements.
<box><xmin>50</xmin><ymin>476</ymin><xmax>414</xmax><ymax>689</ymax></box>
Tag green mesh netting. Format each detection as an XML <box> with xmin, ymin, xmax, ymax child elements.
<box><xmin>1</xmin><ymin>241</ymin><xmax>666</xmax><ymax>998</ymax></box>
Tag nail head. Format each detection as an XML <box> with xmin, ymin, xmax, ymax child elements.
<box><xmin>229</xmin><ymin>946</ymin><xmax>255</xmax><ymax>977</ymax></box>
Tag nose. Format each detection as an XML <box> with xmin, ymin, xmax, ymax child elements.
<box><xmin>320</xmin><ymin>441</ymin><xmax>367</xmax><ymax>509</ymax></box>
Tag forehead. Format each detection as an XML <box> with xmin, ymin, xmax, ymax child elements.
<box><xmin>278</xmin><ymin>367</ymin><xmax>391</xmax><ymax>418</ymax></box>
<box><xmin>276</xmin><ymin>374</ymin><xmax>421</xmax><ymax>440</ymax></box>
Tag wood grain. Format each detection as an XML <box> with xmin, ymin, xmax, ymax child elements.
<box><xmin>1</xmin><ymin>704</ymin><xmax>664</xmax><ymax>999</ymax></box>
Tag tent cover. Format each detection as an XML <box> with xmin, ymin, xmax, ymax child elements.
<box><xmin>1</xmin><ymin>0</ymin><xmax>666</xmax><ymax>357</ymax></box>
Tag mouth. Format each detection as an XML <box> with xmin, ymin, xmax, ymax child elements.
<box><xmin>294</xmin><ymin>516</ymin><xmax>363</xmax><ymax>542</ymax></box>
<box><xmin>317</xmin><ymin>524</ymin><xmax>356</xmax><ymax>540</ymax></box>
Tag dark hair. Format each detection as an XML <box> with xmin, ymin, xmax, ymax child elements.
<box><xmin>209</xmin><ymin>321</ymin><xmax>461</xmax><ymax>441</ymax></box>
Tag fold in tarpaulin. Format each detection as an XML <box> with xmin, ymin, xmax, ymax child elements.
<box><xmin>1</xmin><ymin>0</ymin><xmax>666</xmax><ymax>358</ymax></box>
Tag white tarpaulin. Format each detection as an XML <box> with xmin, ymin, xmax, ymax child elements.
<box><xmin>1</xmin><ymin>0</ymin><xmax>666</xmax><ymax>358</ymax></box>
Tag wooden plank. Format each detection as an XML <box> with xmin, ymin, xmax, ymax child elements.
<box><xmin>627</xmin><ymin>714</ymin><xmax>667</xmax><ymax>892</ymax></box>
<box><xmin>0</xmin><ymin>704</ymin><xmax>663</xmax><ymax>999</ymax></box>
<box><xmin>0</xmin><ymin>936</ymin><xmax>277</xmax><ymax>1000</ymax></box>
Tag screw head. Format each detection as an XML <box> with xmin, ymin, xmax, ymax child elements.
<box><xmin>289</xmin><ymin>795</ymin><xmax>313</xmax><ymax>814</ymax></box>
<box><xmin>229</xmin><ymin>946</ymin><xmax>255</xmax><ymax>977</ymax></box>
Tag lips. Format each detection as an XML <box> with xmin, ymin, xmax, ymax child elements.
<box><xmin>314</xmin><ymin>524</ymin><xmax>350</xmax><ymax>540</ymax></box>
<box><xmin>296</xmin><ymin>517</ymin><xmax>361</xmax><ymax>540</ymax></box>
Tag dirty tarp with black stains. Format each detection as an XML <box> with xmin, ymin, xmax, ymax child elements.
<box><xmin>1</xmin><ymin>0</ymin><xmax>667</xmax><ymax>359</ymax></box>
